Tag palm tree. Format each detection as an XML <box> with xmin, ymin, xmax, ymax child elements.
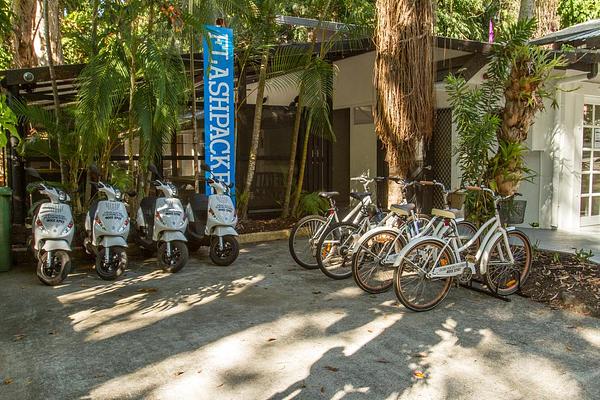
<box><xmin>236</xmin><ymin>0</ymin><xmax>283</xmax><ymax>220</ymax></box>
<box><xmin>373</xmin><ymin>0</ymin><xmax>434</xmax><ymax>206</ymax></box>
<box><xmin>77</xmin><ymin>0</ymin><xmax>188</xmax><ymax>198</ymax></box>
<box><xmin>290</xmin><ymin>46</ymin><xmax>337</xmax><ymax>216</ymax></box>
<box><xmin>42</xmin><ymin>0</ymin><xmax>66</xmax><ymax>185</ymax></box>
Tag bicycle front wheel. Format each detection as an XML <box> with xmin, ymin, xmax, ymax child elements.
<box><xmin>352</xmin><ymin>229</ymin><xmax>406</xmax><ymax>293</ymax></box>
<box><xmin>289</xmin><ymin>215</ymin><xmax>328</xmax><ymax>269</ymax></box>
<box><xmin>393</xmin><ymin>239</ymin><xmax>454</xmax><ymax>312</ymax></box>
<box><xmin>316</xmin><ymin>222</ymin><xmax>360</xmax><ymax>280</ymax></box>
<box><xmin>484</xmin><ymin>230</ymin><xmax>532</xmax><ymax>296</ymax></box>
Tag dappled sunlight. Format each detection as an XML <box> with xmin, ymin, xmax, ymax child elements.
<box><xmin>68</xmin><ymin>274</ymin><xmax>264</xmax><ymax>342</ymax></box>
<box><xmin>578</xmin><ymin>326</ymin><xmax>600</xmax><ymax>347</ymax></box>
<box><xmin>324</xmin><ymin>286</ymin><xmax>366</xmax><ymax>299</ymax></box>
<box><xmin>56</xmin><ymin>270</ymin><xmax>170</xmax><ymax>303</ymax></box>
<box><xmin>398</xmin><ymin>317</ymin><xmax>584</xmax><ymax>400</ymax></box>
<box><xmin>88</xmin><ymin>307</ymin><xmax>401</xmax><ymax>399</ymax></box>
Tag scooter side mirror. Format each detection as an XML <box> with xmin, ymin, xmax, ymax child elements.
<box><xmin>127</xmin><ymin>190</ymin><xmax>138</xmax><ymax>197</ymax></box>
<box><xmin>25</xmin><ymin>167</ymin><xmax>43</xmax><ymax>180</ymax></box>
<box><xmin>89</xmin><ymin>163</ymin><xmax>100</xmax><ymax>175</ymax></box>
<box><xmin>148</xmin><ymin>164</ymin><xmax>162</xmax><ymax>179</ymax></box>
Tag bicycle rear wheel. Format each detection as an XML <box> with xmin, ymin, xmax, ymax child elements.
<box><xmin>455</xmin><ymin>220</ymin><xmax>480</xmax><ymax>255</ymax></box>
<box><xmin>352</xmin><ymin>229</ymin><xmax>406</xmax><ymax>293</ymax></box>
<box><xmin>316</xmin><ymin>222</ymin><xmax>359</xmax><ymax>280</ymax></box>
<box><xmin>289</xmin><ymin>215</ymin><xmax>327</xmax><ymax>269</ymax></box>
<box><xmin>393</xmin><ymin>239</ymin><xmax>454</xmax><ymax>312</ymax></box>
<box><xmin>484</xmin><ymin>230</ymin><xmax>532</xmax><ymax>296</ymax></box>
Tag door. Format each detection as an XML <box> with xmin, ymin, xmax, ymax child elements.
<box><xmin>580</xmin><ymin>100</ymin><xmax>600</xmax><ymax>226</ymax></box>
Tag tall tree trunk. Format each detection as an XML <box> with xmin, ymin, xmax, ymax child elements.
<box><xmin>534</xmin><ymin>0</ymin><xmax>559</xmax><ymax>37</ymax></box>
<box><xmin>90</xmin><ymin>0</ymin><xmax>99</xmax><ymax>56</ymax></box>
<box><xmin>373</xmin><ymin>0</ymin><xmax>434</xmax><ymax>207</ymax></box>
<box><xmin>518</xmin><ymin>0</ymin><xmax>535</xmax><ymax>21</ymax></box>
<box><xmin>43</xmin><ymin>0</ymin><xmax>66</xmax><ymax>185</ymax></box>
<box><xmin>189</xmin><ymin>0</ymin><xmax>200</xmax><ymax>192</ymax></box>
<box><xmin>291</xmin><ymin>115</ymin><xmax>313</xmax><ymax>216</ymax></box>
<box><xmin>238</xmin><ymin>49</ymin><xmax>268</xmax><ymax>220</ymax></box>
<box><xmin>281</xmin><ymin>90</ymin><xmax>303</xmax><ymax>218</ymax></box>
<box><xmin>11</xmin><ymin>0</ymin><xmax>38</xmax><ymax>67</ymax></box>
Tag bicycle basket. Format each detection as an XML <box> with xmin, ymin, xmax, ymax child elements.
<box><xmin>447</xmin><ymin>192</ymin><xmax>466</xmax><ymax>210</ymax></box>
<box><xmin>498</xmin><ymin>199</ymin><xmax>527</xmax><ymax>225</ymax></box>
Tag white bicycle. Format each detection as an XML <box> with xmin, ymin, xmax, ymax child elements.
<box><xmin>288</xmin><ymin>173</ymin><xmax>382</xmax><ymax>270</ymax></box>
<box><xmin>393</xmin><ymin>185</ymin><xmax>532</xmax><ymax>312</ymax></box>
<box><xmin>351</xmin><ymin>180</ymin><xmax>478</xmax><ymax>294</ymax></box>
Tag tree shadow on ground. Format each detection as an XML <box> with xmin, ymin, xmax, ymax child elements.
<box><xmin>1</xmin><ymin>241</ymin><xmax>599</xmax><ymax>400</ymax></box>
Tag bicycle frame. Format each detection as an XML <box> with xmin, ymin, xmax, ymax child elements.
<box><xmin>420</xmin><ymin>211</ymin><xmax>515</xmax><ymax>279</ymax></box>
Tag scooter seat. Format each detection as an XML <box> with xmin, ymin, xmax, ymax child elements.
<box><xmin>88</xmin><ymin>199</ymin><xmax>99</xmax><ymax>221</ymax></box>
<box><xmin>140</xmin><ymin>196</ymin><xmax>157</xmax><ymax>231</ymax></box>
<box><xmin>189</xmin><ymin>193</ymin><xmax>209</xmax><ymax>235</ymax></box>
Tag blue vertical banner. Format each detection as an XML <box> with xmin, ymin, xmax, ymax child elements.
<box><xmin>202</xmin><ymin>25</ymin><xmax>235</xmax><ymax>203</ymax></box>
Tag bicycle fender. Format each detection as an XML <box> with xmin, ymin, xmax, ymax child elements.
<box><xmin>393</xmin><ymin>235</ymin><xmax>451</xmax><ymax>267</ymax></box>
<box><xmin>351</xmin><ymin>226</ymin><xmax>402</xmax><ymax>252</ymax></box>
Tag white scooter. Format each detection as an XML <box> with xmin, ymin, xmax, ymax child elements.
<box><xmin>83</xmin><ymin>180</ymin><xmax>131</xmax><ymax>281</ymax></box>
<box><xmin>185</xmin><ymin>162</ymin><xmax>239</xmax><ymax>266</ymax></box>
<box><xmin>134</xmin><ymin>165</ymin><xmax>189</xmax><ymax>272</ymax></box>
<box><xmin>25</xmin><ymin>168</ymin><xmax>75</xmax><ymax>286</ymax></box>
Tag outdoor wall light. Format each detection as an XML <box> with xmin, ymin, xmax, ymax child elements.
<box><xmin>23</xmin><ymin>72</ymin><xmax>35</xmax><ymax>82</ymax></box>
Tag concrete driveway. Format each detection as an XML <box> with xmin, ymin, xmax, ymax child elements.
<box><xmin>1</xmin><ymin>240</ymin><xmax>599</xmax><ymax>400</ymax></box>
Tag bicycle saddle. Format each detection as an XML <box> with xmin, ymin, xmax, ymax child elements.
<box><xmin>318</xmin><ymin>191</ymin><xmax>339</xmax><ymax>199</ymax></box>
<box><xmin>350</xmin><ymin>192</ymin><xmax>370</xmax><ymax>201</ymax></box>
<box><xmin>390</xmin><ymin>203</ymin><xmax>415</xmax><ymax>216</ymax></box>
<box><xmin>431</xmin><ymin>208</ymin><xmax>464</xmax><ymax>219</ymax></box>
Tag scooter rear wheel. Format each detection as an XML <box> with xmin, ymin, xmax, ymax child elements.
<box><xmin>37</xmin><ymin>250</ymin><xmax>71</xmax><ymax>286</ymax></box>
<box><xmin>158</xmin><ymin>241</ymin><xmax>189</xmax><ymax>273</ymax></box>
<box><xmin>209</xmin><ymin>235</ymin><xmax>239</xmax><ymax>266</ymax></box>
<box><xmin>95</xmin><ymin>247</ymin><xmax>127</xmax><ymax>281</ymax></box>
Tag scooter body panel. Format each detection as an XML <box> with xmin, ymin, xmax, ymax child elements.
<box><xmin>33</xmin><ymin>202</ymin><xmax>74</xmax><ymax>251</ymax></box>
<box><xmin>159</xmin><ymin>230</ymin><xmax>188</xmax><ymax>243</ymax></box>
<box><xmin>41</xmin><ymin>239</ymin><xmax>72</xmax><ymax>252</ymax></box>
<box><xmin>153</xmin><ymin>197</ymin><xmax>188</xmax><ymax>242</ymax></box>
<box><xmin>100</xmin><ymin>236</ymin><xmax>128</xmax><ymax>248</ymax></box>
<box><xmin>210</xmin><ymin>225</ymin><xmax>238</xmax><ymax>237</ymax></box>
<box><xmin>206</xmin><ymin>194</ymin><xmax>237</xmax><ymax>236</ymax></box>
<box><xmin>92</xmin><ymin>200</ymin><xmax>130</xmax><ymax>246</ymax></box>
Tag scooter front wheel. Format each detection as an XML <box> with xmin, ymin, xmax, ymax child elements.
<box><xmin>96</xmin><ymin>247</ymin><xmax>127</xmax><ymax>281</ymax></box>
<box><xmin>37</xmin><ymin>250</ymin><xmax>71</xmax><ymax>286</ymax></box>
<box><xmin>209</xmin><ymin>235</ymin><xmax>239</xmax><ymax>266</ymax></box>
<box><xmin>158</xmin><ymin>241</ymin><xmax>189</xmax><ymax>273</ymax></box>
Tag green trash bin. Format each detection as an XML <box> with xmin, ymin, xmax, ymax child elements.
<box><xmin>0</xmin><ymin>186</ymin><xmax>12</xmax><ymax>272</ymax></box>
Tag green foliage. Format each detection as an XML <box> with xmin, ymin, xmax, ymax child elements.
<box><xmin>435</xmin><ymin>0</ymin><xmax>519</xmax><ymax>41</ymax></box>
<box><xmin>558</xmin><ymin>0</ymin><xmax>600</xmax><ymax>28</ymax></box>
<box><xmin>0</xmin><ymin>94</ymin><xmax>19</xmax><ymax>149</ymax></box>
<box><xmin>445</xmin><ymin>74</ymin><xmax>499</xmax><ymax>186</ymax></box>
<box><xmin>446</xmin><ymin>18</ymin><xmax>565</xmax><ymax>222</ymax></box>
<box><xmin>0</xmin><ymin>0</ymin><xmax>12</xmax><ymax>69</ymax></box>
<box><xmin>573</xmin><ymin>247</ymin><xmax>594</xmax><ymax>263</ymax></box>
<box><xmin>61</xmin><ymin>3</ymin><xmax>95</xmax><ymax>64</ymax></box>
<box><xmin>294</xmin><ymin>191</ymin><xmax>329</xmax><ymax>217</ymax></box>
<box><xmin>488</xmin><ymin>141</ymin><xmax>534</xmax><ymax>192</ymax></box>
<box><xmin>108</xmin><ymin>163</ymin><xmax>134</xmax><ymax>191</ymax></box>
<box><xmin>551</xmin><ymin>252</ymin><xmax>561</xmax><ymax>264</ymax></box>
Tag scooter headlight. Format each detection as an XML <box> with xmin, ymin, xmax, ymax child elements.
<box><xmin>58</xmin><ymin>191</ymin><xmax>67</xmax><ymax>202</ymax></box>
<box><xmin>170</xmin><ymin>184</ymin><xmax>178</xmax><ymax>197</ymax></box>
<box><xmin>115</xmin><ymin>189</ymin><xmax>123</xmax><ymax>201</ymax></box>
